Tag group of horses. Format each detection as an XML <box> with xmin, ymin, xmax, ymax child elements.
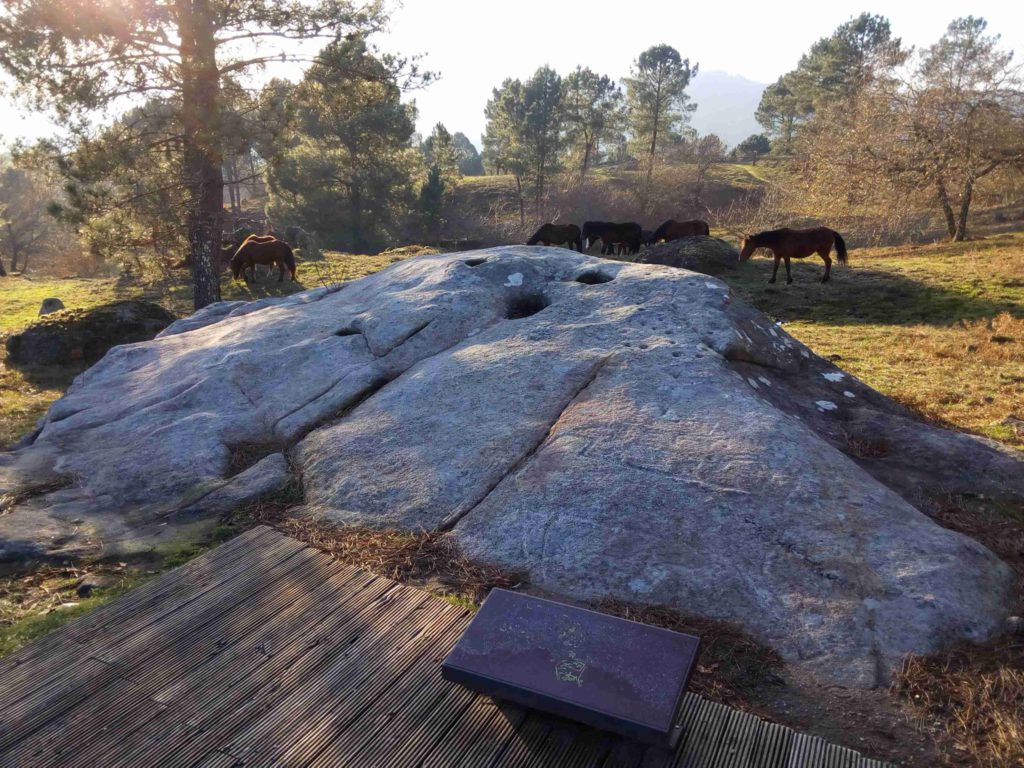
<box><xmin>527</xmin><ymin>219</ymin><xmax>848</xmax><ymax>284</ymax></box>
<box><xmin>528</xmin><ymin>219</ymin><xmax>710</xmax><ymax>257</ymax></box>
<box><xmin>223</xmin><ymin>218</ymin><xmax>848</xmax><ymax>288</ymax></box>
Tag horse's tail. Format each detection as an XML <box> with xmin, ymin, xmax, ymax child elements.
<box><xmin>831</xmin><ymin>230</ymin><xmax>848</xmax><ymax>266</ymax></box>
<box><xmin>574</xmin><ymin>233</ymin><xmax>583</xmax><ymax>252</ymax></box>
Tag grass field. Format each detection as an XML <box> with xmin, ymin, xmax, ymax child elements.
<box><xmin>720</xmin><ymin>232</ymin><xmax>1024</xmax><ymax>450</ymax></box>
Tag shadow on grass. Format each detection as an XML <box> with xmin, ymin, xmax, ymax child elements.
<box><xmin>718</xmin><ymin>258</ymin><xmax>1023</xmax><ymax>327</ymax></box>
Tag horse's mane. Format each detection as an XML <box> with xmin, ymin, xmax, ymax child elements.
<box><xmin>750</xmin><ymin>229</ymin><xmax>785</xmax><ymax>246</ymax></box>
<box><xmin>652</xmin><ymin>220</ymin><xmax>673</xmax><ymax>240</ymax></box>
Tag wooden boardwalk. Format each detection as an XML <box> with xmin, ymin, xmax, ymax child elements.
<box><xmin>0</xmin><ymin>527</ymin><xmax>890</xmax><ymax>767</ymax></box>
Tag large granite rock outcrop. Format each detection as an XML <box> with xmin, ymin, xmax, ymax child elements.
<box><xmin>1</xmin><ymin>246</ymin><xmax>1021</xmax><ymax>687</ymax></box>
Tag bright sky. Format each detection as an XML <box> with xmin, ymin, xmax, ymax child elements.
<box><xmin>2</xmin><ymin>0</ymin><xmax>1022</xmax><ymax>150</ymax></box>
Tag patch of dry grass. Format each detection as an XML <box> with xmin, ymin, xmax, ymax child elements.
<box><xmin>892</xmin><ymin>492</ymin><xmax>1024</xmax><ymax>767</ymax></box>
<box><xmin>238</xmin><ymin>500</ymin><xmax>520</xmax><ymax>606</ymax></box>
<box><xmin>893</xmin><ymin>640</ymin><xmax>1024</xmax><ymax>767</ymax></box>
<box><xmin>0</xmin><ymin>563</ymin><xmax>145</xmax><ymax>658</ymax></box>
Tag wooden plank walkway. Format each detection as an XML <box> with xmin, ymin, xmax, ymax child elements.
<box><xmin>0</xmin><ymin>527</ymin><xmax>890</xmax><ymax>768</ymax></box>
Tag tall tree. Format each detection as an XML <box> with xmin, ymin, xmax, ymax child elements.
<box><xmin>624</xmin><ymin>45</ymin><xmax>697</xmax><ymax>207</ymax></box>
<box><xmin>561</xmin><ymin>66</ymin><xmax>622</xmax><ymax>186</ymax></box>
<box><xmin>792</xmin><ymin>17</ymin><xmax>1024</xmax><ymax>241</ymax></box>
<box><xmin>451</xmin><ymin>133</ymin><xmax>484</xmax><ymax>176</ymax></box>
<box><xmin>911</xmin><ymin>17</ymin><xmax>1023</xmax><ymax>239</ymax></box>
<box><xmin>756</xmin><ymin>14</ymin><xmax>904</xmax><ymax>151</ymax></box>
<box><xmin>755</xmin><ymin>75</ymin><xmax>809</xmax><ymax>152</ymax></box>
<box><xmin>419</xmin><ymin>122</ymin><xmax>460</xmax><ymax>240</ymax></box>
<box><xmin>421</xmin><ymin>122</ymin><xmax>461</xmax><ymax>188</ymax></box>
<box><xmin>43</xmin><ymin>101</ymin><xmax>192</xmax><ymax>275</ymax></box>
<box><xmin>483</xmin><ymin>78</ymin><xmax>529</xmax><ymax>224</ymax></box>
<box><xmin>266</xmin><ymin>38</ymin><xmax>421</xmax><ymax>253</ymax></box>
<box><xmin>483</xmin><ymin>68</ymin><xmax>564</xmax><ymax>222</ymax></box>
<box><xmin>521</xmin><ymin>65</ymin><xmax>564</xmax><ymax>210</ymax></box>
<box><xmin>794</xmin><ymin>13</ymin><xmax>904</xmax><ymax>103</ymax></box>
<box><xmin>0</xmin><ymin>163</ymin><xmax>61</xmax><ymax>274</ymax></box>
<box><xmin>0</xmin><ymin>0</ymin><xmax>388</xmax><ymax>308</ymax></box>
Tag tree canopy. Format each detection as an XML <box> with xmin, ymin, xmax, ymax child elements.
<box><xmin>0</xmin><ymin>0</ymin><xmax>392</xmax><ymax>306</ymax></box>
<box><xmin>265</xmin><ymin>37</ymin><xmax>420</xmax><ymax>253</ymax></box>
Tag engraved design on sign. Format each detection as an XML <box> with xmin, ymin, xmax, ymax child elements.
<box><xmin>555</xmin><ymin>657</ymin><xmax>586</xmax><ymax>686</ymax></box>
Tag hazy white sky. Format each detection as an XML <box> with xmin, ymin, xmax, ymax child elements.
<box><xmin>2</xmin><ymin>0</ymin><xmax>1022</xmax><ymax>149</ymax></box>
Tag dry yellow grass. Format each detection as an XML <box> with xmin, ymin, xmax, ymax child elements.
<box><xmin>724</xmin><ymin>233</ymin><xmax>1024</xmax><ymax>449</ymax></box>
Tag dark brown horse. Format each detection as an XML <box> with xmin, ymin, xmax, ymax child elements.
<box><xmin>648</xmin><ymin>219</ymin><xmax>710</xmax><ymax>244</ymax></box>
<box><xmin>593</xmin><ymin>222</ymin><xmax>642</xmax><ymax>256</ymax></box>
<box><xmin>231</xmin><ymin>235</ymin><xmax>298</xmax><ymax>282</ymax></box>
<box><xmin>739</xmin><ymin>227</ymin><xmax>848</xmax><ymax>284</ymax></box>
<box><xmin>527</xmin><ymin>223</ymin><xmax>583</xmax><ymax>252</ymax></box>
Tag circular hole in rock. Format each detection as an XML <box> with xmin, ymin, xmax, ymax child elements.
<box><xmin>464</xmin><ymin>258</ymin><xmax>487</xmax><ymax>267</ymax></box>
<box><xmin>575</xmin><ymin>270</ymin><xmax>614</xmax><ymax>285</ymax></box>
<box><xmin>505</xmin><ymin>292</ymin><xmax>550</xmax><ymax>320</ymax></box>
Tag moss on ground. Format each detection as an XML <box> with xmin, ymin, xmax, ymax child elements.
<box><xmin>0</xmin><ymin>572</ymin><xmax>145</xmax><ymax>659</ymax></box>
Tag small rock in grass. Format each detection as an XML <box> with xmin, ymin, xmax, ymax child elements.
<box><xmin>75</xmin><ymin>573</ymin><xmax>117</xmax><ymax>597</ymax></box>
<box><xmin>39</xmin><ymin>298</ymin><xmax>65</xmax><ymax>316</ymax></box>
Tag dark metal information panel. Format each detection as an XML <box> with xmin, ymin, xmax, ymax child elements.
<box><xmin>441</xmin><ymin>589</ymin><xmax>700</xmax><ymax>748</ymax></box>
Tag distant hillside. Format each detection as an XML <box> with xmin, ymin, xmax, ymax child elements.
<box><xmin>688</xmin><ymin>71</ymin><xmax>766</xmax><ymax>148</ymax></box>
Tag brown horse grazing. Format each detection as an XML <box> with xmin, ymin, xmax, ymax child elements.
<box><xmin>599</xmin><ymin>222</ymin><xmax>643</xmax><ymax>256</ymax></box>
<box><xmin>649</xmin><ymin>219</ymin><xmax>710</xmax><ymax>244</ymax></box>
<box><xmin>527</xmin><ymin>223</ymin><xmax>583</xmax><ymax>252</ymax></box>
<box><xmin>739</xmin><ymin>227</ymin><xmax>848</xmax><ymax>284</ymax></box>
<box><xmin>231</xmin><ymin>235</ymin><xmax>298</xmax><ymax>282</ymax></box>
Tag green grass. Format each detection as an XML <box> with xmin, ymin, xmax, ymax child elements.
<box><xmin>706</xmin><ymin>163</ymin><xmax>772</xmax><ymax>187</ymax></box>
<box><xmin>0</xmin><ymin>576</ymin><xmax>144</xmax><ymax>659</ymax></box>
<box><xmin>719</xmin><ymin>232</ymin><xmax>1024</xmax><ymax>448</ymax></box>
<box><xmin>0</xmin><ymin>518</ymin><xmax>248</xmax><ymax>660</ymax></box>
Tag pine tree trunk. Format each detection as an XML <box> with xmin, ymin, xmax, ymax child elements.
<box><xmin>178</xmin><ymin>0</ymin><xmax>223</xmax><ymax>310</ymax></box>
<box><xmin>515</xmin><ymin>175</ymin><xmax>525</xmax><ymax>226</ymax></box>
<box><xmin>7</xmin><ymin>224</ymin><xmax>20</xmax><ymax>272</ymax></box>
<box><xmin>351</xmin><ymin>185</ymin><xmax>364</xmax><ymax>252</ymax></box>
<box><xmin>579</xmin><ymin>141</ymin><xmax>592</xmax><ymax>189</ymax></box>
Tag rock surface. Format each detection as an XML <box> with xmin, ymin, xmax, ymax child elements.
<box><xmin>2</xmin><ymin>246</ymin><xmax>1022</xmax><ymax>687</ymax></box>
<box><xmin>636</xmin><ymin>235</ymin><xmax>741</xmax><ymax>274</ymax></box>
<box><xmin>38</xmin><ymin>298</ymin><xmax>65</xmax><ymax>316</ymax></box>
<box><xmin>6</xmin><ymin>300</ymin><xmax>177</xmax><ymax>366</ymax></box>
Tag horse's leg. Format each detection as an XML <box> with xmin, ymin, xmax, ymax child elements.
<box><xmin>820</xmin><ymin>248</ymin><xmax>832</xmax><ymax>282</ymax></box>
<box><xmin>769</xmin><ymin>255</ymin><xmax>780</xmax><ymax>284</ymax></box>
<box><xmin>784</xmin><ymin>256</ymin><xmax>793</xmax><ymax>284</ymax></box>
<box><xmin>278</xmin><ymin>258</ymin><xmax>285</xmax><ymax>283</ymax></box>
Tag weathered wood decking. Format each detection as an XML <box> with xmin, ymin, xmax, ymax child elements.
<box><xmin>0</xmin><ymin>527</ymin><xmax>890</xmax><ymax>767</ymax></box>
